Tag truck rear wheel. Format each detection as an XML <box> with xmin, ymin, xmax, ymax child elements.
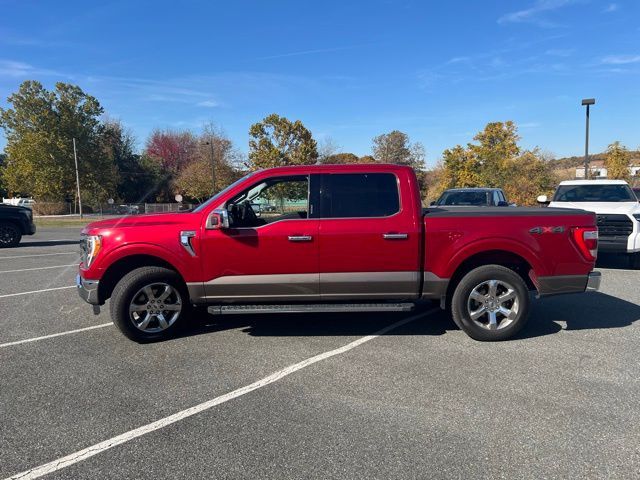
<box><xmin>110</xmin><ymin>266</ymin><xmax>190</xmax><ymax>342</ymax></box>
<box><xmin>0</xmin><ymin>222</ymin><xmax>21</xmax><ymax>248</ymax></box>
<box><xmin>451</xmin><ymin>265</ymin><xmax>530</xmax><ymax>341</ymax></box>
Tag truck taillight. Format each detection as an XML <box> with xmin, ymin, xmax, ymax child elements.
<box><xmin>572</xmin><ymin>227</ymin><xmax>598</xmax><ymax>261</ymax></box>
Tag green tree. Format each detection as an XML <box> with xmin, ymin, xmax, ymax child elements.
<box><xmin>372</xmin><ymin>130</ymin><xmax>422</xmax><ymax>166</ymax></box>
<box><xmin>321</xmin><ymin>152</ymin><xmax>361</xmax><ymax>164</ymax></box>
<box><xmin>371</xmin><ymin>130</ymin><xmax>427</xmax><ymax>191</ymax></box>
<box><xmin>248</xmin><ymin>113</ymin><xmax>318</xmax><ymax>170</ymax></box>
<box><xmin>102</xmin><ymin>120</ymin><xmax>157</xmax><ymax>203</ymax></box>
<box><xmin>0</xmin><ymin>153</ymin><xmax>7</xmax><ymax>198</ymax></box>
<box><xmin>604</xmin><ymin>141</ymin><xmax>630</xmax><ymax>181</ymax></box>
<box><xmin>0</xmin><ymin>81</ymin><xmax>116</xmax><ymax>202</ymax></box>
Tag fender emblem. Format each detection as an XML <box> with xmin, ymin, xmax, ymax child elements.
<box><xmin>529</xmin><ymin>226</ymin><xmax>565</xmax><ymax>234</ymax></box>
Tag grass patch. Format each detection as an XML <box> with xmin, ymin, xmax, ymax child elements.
<box><xmin>34</xmin><ymin>215</ymin><xmax>118</xmax><ymax>228</ymax></box>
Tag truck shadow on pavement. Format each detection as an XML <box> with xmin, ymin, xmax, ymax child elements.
<box><xmin>180</xmin><ymin>303</ymin><xmax>451</xmax><ymax>339</ymax></box>
<box><xmin>516</xmin><ymin>292</ymin><xmax>640</xmax><ymax>339</ymax></box>
<box><xmin>176</xmin><ymin>292</ymin><xmax>639</xmax><ymax>341</ymax></box>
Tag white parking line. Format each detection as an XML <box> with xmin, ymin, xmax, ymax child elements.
<box><xmin>0</xmin><ymin>286</ymin><xmax>75</xmax><ymax>299</ymax></box>
<box><xmin>0</xmin><ymin>252</ymin><xmax>78</xmax><ymax>260</ymax></box>
<box><xmin>0</xmin><ymin>323</ymin><xmax>113</xmax><ymax>349</ymax></box>
<box><xmin>4</xmin><ymin>307</ymin><xmax>438</xmax><ymax>480</ymax></box>
<box><xmin>0</xmin><ymin>264</ymin><xmax>77</xmax><ymax>274</ymax></box>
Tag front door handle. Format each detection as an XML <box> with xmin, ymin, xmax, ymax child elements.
<box><xmin>383</xmin><ymin>233</ymin><xmax>408</xmax><ymax>240</ymax></box>
<box><xmin>288</xmin><ymin>235</ymin><xmax>313</xmax><ymax>242</ymax></box>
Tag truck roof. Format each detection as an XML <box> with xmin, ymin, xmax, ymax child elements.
<box><xmin>256</xmin><ymin>163</ymin><xmax>414</xmax><ymax>175</ymax></box>
<box><xmin>558</xmin><ymin>179</ymin><xmax>629</xmax><ymax>186</ymax></box>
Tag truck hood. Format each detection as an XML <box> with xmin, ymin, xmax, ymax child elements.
<box><xmin>549</xmin><ymin>201</ymin><xmax>640</xmax><ymax>216</ymax></box>
<box><xmin>83</xmin><ymin>212</ymin><xmax>198</xmax><ymax>232</ymax></box>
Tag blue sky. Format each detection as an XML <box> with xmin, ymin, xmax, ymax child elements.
<box><xmin>1</xmin><ymin>0</ymin><xmax>639</xmax><ymax>166</ymax></box>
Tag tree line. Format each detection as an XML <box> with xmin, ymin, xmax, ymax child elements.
<box><xmin>0</xmin><ymin>81</ymin><xmax>636</xmax><ymax>209</ymax></box>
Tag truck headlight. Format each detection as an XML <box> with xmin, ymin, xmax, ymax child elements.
<box><xmin>633</xmin><ymin>214</ymin><xmax>640</xmax><ymax>222</ymax></box>
<box><xmin>82</xmin><ymin>235</ymin><xmax>102</xmax><ymax>267</ymax></box>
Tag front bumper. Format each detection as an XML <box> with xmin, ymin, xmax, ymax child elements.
<box><xmin>76</xmin><ymin>274</ymin><xmax>100</xmax><ymax>305</ymax></box>
<box><xmin>536</xmin><ymin>271</ymin><xmax>601</xmax><ymax>296</ymax></box>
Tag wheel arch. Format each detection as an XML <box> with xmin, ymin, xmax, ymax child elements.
<box><xmin>446</xmin><ymin>249</ymin><xmax>535</xmax><ymax>305</ymax></box>
<box><xmin>98</xmin><ymin>254</ymin><xmax>185</xmax><ymax>303</ymax></box>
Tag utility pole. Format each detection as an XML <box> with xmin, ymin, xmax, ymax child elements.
<box><xmin>581</xmin><ymin>98</ymin><xmax>595</xmax><ymax>179</ymax></box>
<box><xmin>203</xmin><ymin>138</ymin><xmax>217</xmax><ymax>194</ymax></box>
<box><xmin>73</xmin><ymin>137</ymin><xmax>83</xmax><ymax>218</ymax></box>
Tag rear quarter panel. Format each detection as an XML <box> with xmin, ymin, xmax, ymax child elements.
<box><xmin>423</xmin><ymin>208</ymin><xmax>597</xmax><ymax>279</ymax></box>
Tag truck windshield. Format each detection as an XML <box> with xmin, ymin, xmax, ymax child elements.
<box><xmin>553</xmin><ymin>184</ymin><xmax>636</xmax><ymax>202</ymax></box>
<box><xmin>192</xmin><ymin>172</ymin><xmax>257</xmax><ymax>213</ymax></box>
<box><xmin>437</xmin><ymin>191</ymin><xmax>489</xmax><ymax>206</ymax></box>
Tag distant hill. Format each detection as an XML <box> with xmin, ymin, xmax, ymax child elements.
<box><xmin>548</xmin><ymin>150</ymin><xmax>640</xmax><ymax>170</ymax></box>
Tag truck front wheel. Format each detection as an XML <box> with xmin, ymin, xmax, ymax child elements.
<box><xmin>0</xmin><ymin>222</ymin><xmax>21</xmax><ymax>248</ymax></box>
<box><xmin>110</xmin><ymin>266</ymin><xmax>190</xmax><ymax>342</ymax></box>
<box><xmin>451</xmin><ymin>265</ymin><xmax>530</xmax><ymax>341</ymax></box>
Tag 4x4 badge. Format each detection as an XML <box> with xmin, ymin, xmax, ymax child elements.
<box><xmin>529</xmin><ymin>226</ymin><xmax>565</xmax><ymax>234</ymax></box>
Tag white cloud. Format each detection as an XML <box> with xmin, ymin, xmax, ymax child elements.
<box><xmin>0</xmin><ymin>60</ymin><xmax>35</xmax><ymax>77</ymax></box>
<box><xmin>196</xmin><ymin>100</ymin><xmax>219</xmax><ymax>107</ymax></box>
<box><xmin>545</xmin><ymin>48</ymin><xmax>574</xmax><ymax>57</ymax></box>
<box><xmin>498</xmin><ymin>0</ymin><xmax>576</xmax><ymax>27</ymax></box>
<box><xmin>601</xmin><ymin>54</ymin><xmax>640</xmax><ymax>65</ymax></box>
<box><xmin>603</xmin><ymin>3</ymin><xmax>618</xmax><ymax>13</ymax></box>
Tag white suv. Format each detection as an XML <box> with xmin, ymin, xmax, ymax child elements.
<box><xmin>538</xmin><ymin>180</ymin><xmax>640</xmax><ymax>268</ymax></box>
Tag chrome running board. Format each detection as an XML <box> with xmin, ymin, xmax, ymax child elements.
<box><xmin>207</xmin><ymin>303</ymin><xmax>415</xmax><ymax>315</ymax></box>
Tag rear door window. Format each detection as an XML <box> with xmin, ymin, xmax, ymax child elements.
<box><xmin>320</xmin><ymin>173</ymin><xmax>400</xmax><ymax>218</ymax></box>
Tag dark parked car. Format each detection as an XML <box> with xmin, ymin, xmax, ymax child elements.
<box><xmin>432</xmin><ymin>188</ymin><xmax>513</xmax><ymax>207</ymax></box>
<box><xmin>0</xmin><ymin>203</ymin><xmax>36</xmax><ymax>247</ymax></box>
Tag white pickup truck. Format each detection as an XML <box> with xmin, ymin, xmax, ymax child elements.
<box><xmin>538</xmin><ymin>180</ymin><xmax>640</xmax><ymax>268</ymax></box>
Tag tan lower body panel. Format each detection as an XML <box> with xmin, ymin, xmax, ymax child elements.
<box><xmin>188</xmin><ymin>271</ymin><xmax>421</xmax><ymax>303</ymax></box>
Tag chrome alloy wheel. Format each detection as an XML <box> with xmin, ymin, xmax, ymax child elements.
<box><xmin>467</xmin><ymin>279</ymin><xmax>519</xmax><ymax>331</ymax></box>
<box><xmin>128</xmin><ymin>283</ymin><xmax>182</xmax><ymax>333</ymax></box>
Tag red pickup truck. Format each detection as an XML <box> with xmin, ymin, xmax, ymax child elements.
<box><xmin>78</xmin><ymin>164</ymin><xmax>600</xmax><ymax>342</ymax></box>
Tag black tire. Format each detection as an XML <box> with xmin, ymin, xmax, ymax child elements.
<box><xmin>451</xmin><ymin>265</ymin><xmax>530</xmax><ymax>341</ymax></box>
<box><xmin>0</xmin><ymin>222</ymin><xmax>22</xmax><ymax>248</ymax></box>
<box><xmin>628</xmin><ymin>253</ymin><xmax>640</xmax><ymax>270</ymax></box>
<box><xmin>109</xmin><ymin>266</ymin><xmax>190</xmax><ymax>342</ymax></box>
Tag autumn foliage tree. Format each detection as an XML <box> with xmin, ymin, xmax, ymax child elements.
<box><xmin>432</xmin><ymin>121</ymin><xmax>556</xmax><ymax>206</ymax></box>
<box><xmin>173</xmin><ymin>127</ymin><xmax>242</xmax><ymax>203</ymax></box>
<box><xmin>604</xmin><ymin>141</ymin><xmax>630</xmax><ymax>181</ymax></box>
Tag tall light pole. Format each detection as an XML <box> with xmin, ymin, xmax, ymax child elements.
<box><xmin>72</xmin><ymin>138</ymin><xmax>83</xmax><ymax>218</ymax></box>
<box><xmin>581</xmin><ymin>98</ymin><xmax>595</xmax><ymax>179</ymax></box>
<box><xmin>202</xmin><ymin>138</ymin><xmax>216</xmax><ymax>194</ymax></box>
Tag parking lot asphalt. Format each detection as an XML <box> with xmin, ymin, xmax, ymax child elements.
<box><xmin>1</xmin><ymin>227</ymin><xmax>639</xmax><ymax>479</ymax></box>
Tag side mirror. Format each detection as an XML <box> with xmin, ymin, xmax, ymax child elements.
<box><xmin>429</xmin><ymin>201</ymin><xmax>437</xmax><ymax>206</ymax></box>
<box><xmin>206</xmin><ymin>208</ymin><xmax>230</xmax><ymax>230</ymax></box>
<box><xmin>537</xmin><ymin>195</ymin><xmax>549</xmax><ymax>204</ymax></box>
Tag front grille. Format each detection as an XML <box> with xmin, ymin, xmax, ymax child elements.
<box><xmin>596</xmin><ymin>214</ymin><xmax>633</xmax><ymax>237</ymax></box>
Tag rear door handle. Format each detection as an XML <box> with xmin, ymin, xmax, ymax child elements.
<box><xmin>288</xmin><ymin>235</ymin><xmax>313</xmax><ymax>242</ymax></box>
<box><xmin>383</xmin><ymin>233</ymin><xmax>408</xmax><ymax>240</ymax></box>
